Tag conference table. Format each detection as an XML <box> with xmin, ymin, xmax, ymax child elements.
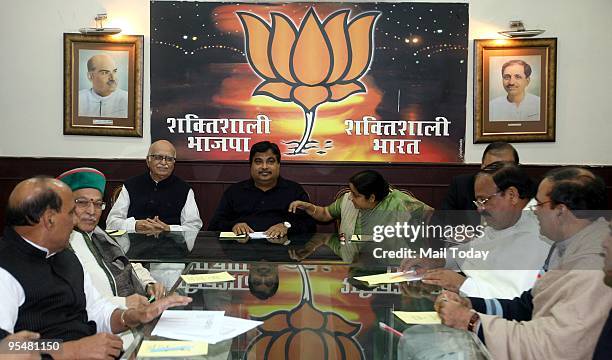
<box><xmin>119</xmin><ymin>231</ymin><xmax>490</xmax><ymax>359</ymax></box>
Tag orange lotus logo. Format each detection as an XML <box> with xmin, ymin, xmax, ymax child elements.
<box><xmin>238</xmin><ymin>8</ymin><xmax>380</xmax><ymax>154</ymax></box>
<box><xmin>245</xmin><ymin>266</ymin><xmax>364</xmax><ymax>359</ymax></box>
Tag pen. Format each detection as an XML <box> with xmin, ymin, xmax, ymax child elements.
<box><xmin>148</xmin><ymin>295</ymin><xmax>156</xmax><ymax>303</ymax></box>
<box><xmin>379</xmin><ymin>322</ymin><xmax>403</xmax><ymax>338</ymax></box>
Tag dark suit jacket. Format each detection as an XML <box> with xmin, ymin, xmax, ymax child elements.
<box><xmin>441</xmin><ymin>173</ymin><xmax>477</xmax><ymax>211</ymax></box>
<box><xmin>431</xmin><ymin>173</ymin><xmax>480</xmax><ymax>228</ymax></box>
<box><xmin>593</xmin><ymin>309</ymin><xmax>612</xmax><ymax>359</ymax></box>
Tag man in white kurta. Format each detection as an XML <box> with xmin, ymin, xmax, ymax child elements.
<box><xmin>420</xmin><ymin>162</ymin><xmax>550</xmax><ymax>299</ymax></box>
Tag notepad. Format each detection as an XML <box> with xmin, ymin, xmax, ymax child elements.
<box><xmin>354</xmin><ymin>271</ymin><xmax>422</xmax><ymax>285</ymax></box>
<box><xmin>393</xmin><ymin>311</ymin><xmax>441</xmax><ymax>324</ymax></box>
<box><xmin>219</xmin><ymin>231</ymin><xmax>246</xmax><ymax>239</ymax></box>
<box><xmin>181</xmin><ymin>272</ymin><xmax>235</xmax><ymax>284</ymax></box>
<box><xmin>137</xmin><ymin>340</ymin><xmax>208</xmax><ymax>357</ymax></box>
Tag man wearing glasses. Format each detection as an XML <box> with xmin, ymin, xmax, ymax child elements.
<box><xmin>403</xmin><ymin>162</ymin><xmax>551</xmax><ymax>299</ymax></box>
<box><xmin>434</xmin><ymin>167</ymin><xmax>611</xmax><ymax>360</ymax></box>
<box><xmin>106</xmin><ymin>140</ymin><xmax>202</xmax><ymax>233</ymax></box>
<box><xmin>58</xmin><ymin>167</ymin><xmax>165</xmax><ymax>307</ymax></box>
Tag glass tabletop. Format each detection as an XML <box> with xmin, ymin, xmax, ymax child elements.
<box><xmin>123</xmin><ymin>231</ymin><xmax>490</xmax><ymax>359</ymax></box>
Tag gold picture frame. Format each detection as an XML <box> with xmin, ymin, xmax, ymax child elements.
<box><xmin>474</xmin><ymin>38</ymin><xmax>556</xmax><ymax>143</ymax></box>
<box><xmin>64</xmin><ymin>33</ymin><xmax>143</xmax><ymax>137</ymax></box>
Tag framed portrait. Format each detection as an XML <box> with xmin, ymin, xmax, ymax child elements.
<box><xmin>64</xmin><ymin>33</ymin><xmax>143</xmax><ymax>137</ymax></box>
<box><xmin>474</xmin><ymin>38</ymin><xmax>557</xmax><ymax>143</ymax></box>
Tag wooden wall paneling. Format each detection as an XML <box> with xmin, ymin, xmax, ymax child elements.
<box><xmin>0</xmin><ymin>158</ymin><xmax>611</xmax><ymax>232</ymax></box>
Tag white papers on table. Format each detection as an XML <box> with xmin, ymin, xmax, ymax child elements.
<box><xmin>354</xmin><ymin>271</ymin><xmax>423</xmax><ymax>285</ymax></box>
<box><xmin>393</xmin><ymin>311</ymin><xmax>441</xmax><ymax>324</ymax></box>
<box><xmin>151</xmin><ymin>310</ymin><xmax>263</xmax><ymax>344</ymax></box>
<box><xmin>247</xmin><ymin>232</ymin><xmax>268</xmax><ymax>239</ymax></box>
<box><xmin>205</xmin><ymin>316</ymin><xmax>263</xmax><ymax>344</ymax></box>
<box><xmin>180</xmin><ymin>272</ymin><xmax>235</xmax><ymax>284</ymax></box>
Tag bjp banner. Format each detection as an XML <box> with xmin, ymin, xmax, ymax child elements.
<box><xmin>151</xmin><ymin>2</ymin><xmax>468</xmax><ymax>162</ymax></box>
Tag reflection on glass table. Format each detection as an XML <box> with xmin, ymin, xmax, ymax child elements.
<box><xmin>120</xmin><ymin>231</ymin><xmax>490</xmax><ymax>359</ymax></box>
<box><xmin>129</xmin><ymin>260</ymin><xmax>454</xmax><ymax>359</ymax></box>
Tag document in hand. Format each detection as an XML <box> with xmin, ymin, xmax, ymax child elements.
<box><xmin>393</xmin><ymin>311</ymin><xmax>441</xmax><ymax>324</ymax></box>
<box><xmin>180</xmin><ymin>272</ymin><xmax>235</xmax><ymax>284</ymax></box>
<box><xmin>137</xmin><ymin>340</ymin><xmax>208</xmax><ymax>357</ymax></box>
<box><xmin>354</xmin><ymin>271</ymin><xmax>423</xmax><ymax>285</ymax></box>
<box><xmin>152</xmin><ymin>310</ymin><xmax>263</xmax><ymax>344</ymax></box>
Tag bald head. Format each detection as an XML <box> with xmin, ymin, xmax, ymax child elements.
<box><xmin>148</xmin><ymin>140</ymin><xmax>176</xmax><ymax>156</ymax></box>
<box><xmin>7</xmin><ymin>177</ymin><xmax>68</xmax><ymax>226</ymax></box>
<box><xmin>87</xmin><ymin>54</ymin><xmax>118</xmax><ymax>97</ymax></box>
<box><xmin>6</xmin><ymin>177</ymin><xmax>76</xmax><ymax>253</ymax></box>
<box><xmin>147</xmin><ymin>140</ymin><xmax>177</xmax><ymax>182</ymax></box>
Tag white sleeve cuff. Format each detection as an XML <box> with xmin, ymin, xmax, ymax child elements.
<box><xmin>169</xmin><ymin>225</ymin><xmax>184</xmax><ymax>232</ymax></box>
<box><xmin>459</xmin><ymin>277</ymin><xmax>478</xmax><ymax>297</ymax></box>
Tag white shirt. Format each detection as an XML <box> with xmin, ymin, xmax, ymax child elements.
<box><xmin>106</xmin><ymin>185</ymin><xmax>203</xmax><ymax>233</ymax></box>
<box><xmin>78</xmin><ymin>88</ymin><xmax>128</xmax><ymax>118</ymax></box>
<box><xmin>489</xmin><ymin>92</ymin><xmax>540</xmax><ymax>122</ymax></box>
<box><xmin>447</xmin><ymin>201</ymin><xmax>552</xmax><ymax>299</ymax></box>
<box><xmin>0</xmin><ymin>238</ymin><xmax>117</xmax><ymax>334</ymax></box>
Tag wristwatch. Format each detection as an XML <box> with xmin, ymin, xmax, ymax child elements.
<box><xmin>283</xmin><ymin>221</ymin><xmax>292</xmax><ymax>229</ymax></box>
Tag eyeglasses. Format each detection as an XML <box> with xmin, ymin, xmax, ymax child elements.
<box><xmin>472</xmin><ymin>191</ymin><xmax>503</xmax><ymax>208</ymax></box>
<box><xmin>75</xmin><ymin>198</ymin><xmax>106</xmax><ymax>210</ymax></box>
<box><xmin>148</xmin><ymin>154</ymin><xmax>176</xmax><ymax>163</ymax></box>
<box><xmin>528</xmin><ymin>200</ymin><xmax>553</xmax><ymax>211</ymax></box>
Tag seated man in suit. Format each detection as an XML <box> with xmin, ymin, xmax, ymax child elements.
<box><xmin>434</xmin><ymin>167</ymin><xmax>611</xmax><ymax>360</ymax></box>
<box><xmin>208</xmin><ymin>141</ymin><xmax>316</xmax><ymax>238</ymax></box>
<box><xmin>58</xmin><ymin>167</ymin><xmax>165</xmax><ymax>307</ymax></box>
<box><xmin>0</xmin><ymin>177</ymin><xmax>191</xmax><ymax>359</ymax></box>
<box><xmin>436</xmin><ymin>142</ymin><xmax>519</xmax><ymax>227</ymax></box>
<box><xmin>106</xmin><ymin>140</ymin><xmax>203</xmax><ymax>233</ymax></box>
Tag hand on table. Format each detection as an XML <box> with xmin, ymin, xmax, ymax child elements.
<box><xmin>0</xmin><ymin>331</ymin><xmax>41</xmax><ymax>360</ymax></box>
<box><xmin>434</xmin><ymin>290</ymin><xmax>473</xmax><ymax>330</ymax></box>
<box><xmin>136</xmin><ymin>217</ymin><xmax>168</xmax><ymax>233</ymax></box>
<box><xmin>123</xmin><ymin>294</ymin><xmax>193</xmax><ymax>327</ymax></box>
<box><xmin>60</xmin><ymin>333</ymin><xmax>123</xmax><ymax>360</ymax></box>
<box><xmin>146</xmin><ymin>282</ymin><xmax>167</xmax><ymax>300</ymax></box>
<box><xmin>264</xmin><ymin>223</ymin><xmax>289</xmax><ymax>239</ymax></box>
<box><xmin>126</xmin><ymin>294</ymin><xmax>148</xmax><ymax>308</ymax></box>
<box><xmin>422</xmin><ymin>269</ymin><xmax>466</xmax><ymax>293</ymax></box>
<box><xmin>232</xmin><ymin>223</ymin><xmax>254</xmax><ymax>236</ymax></box>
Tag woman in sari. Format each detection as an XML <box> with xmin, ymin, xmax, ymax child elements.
<box><xmin>288</xmin><ymin>170</ymin><xmax>431</xmax><ymax>242</ymax></box>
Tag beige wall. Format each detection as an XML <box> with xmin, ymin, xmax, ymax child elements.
<box><xmin>1</xmin><ymin>0</ymin><xmax>611</xmax><ymax>164</ymax></box>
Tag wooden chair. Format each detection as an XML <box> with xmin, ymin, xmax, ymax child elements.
<box><xmin>109</xmin><ymin>184</ymin><xmax>124</xmax><ymax>209</ymax></box>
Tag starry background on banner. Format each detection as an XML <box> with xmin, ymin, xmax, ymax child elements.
<box><xmin>150</xmin><ymin>1</ymin><xmax>468</xmax><ymax>162</ymax></box>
